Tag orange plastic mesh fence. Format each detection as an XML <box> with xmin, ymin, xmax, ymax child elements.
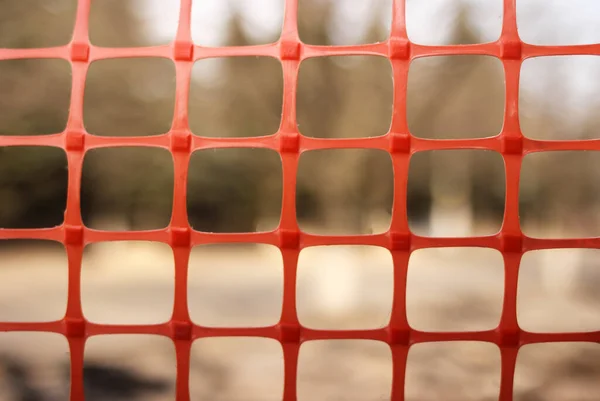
<box><xmin>0</xmin><ymin>0</ymin><xmax>599</xmax><ymax>400</ymax></box>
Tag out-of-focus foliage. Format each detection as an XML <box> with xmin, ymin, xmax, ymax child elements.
<box><xmin>0</xmin><ymin>0</ymin><xmax>598</xmax><ymax>234</ymax></box>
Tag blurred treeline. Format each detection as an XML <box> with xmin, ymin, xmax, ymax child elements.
<box><xmin>0</xmin><ymin>0</ymin><xmax>598</xmax><ymax>235</ymax></box>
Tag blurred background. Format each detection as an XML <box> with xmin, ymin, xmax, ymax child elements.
<box><xmin>0</xmin><ymin>0</ymin><xmax>599</xmax><ymax>400</ymax></box>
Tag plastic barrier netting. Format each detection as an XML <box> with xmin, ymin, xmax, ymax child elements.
<box><xmin>1</xmin><ymin>0</ymin><xmax>599</xmax><ymax>400</ymax></box>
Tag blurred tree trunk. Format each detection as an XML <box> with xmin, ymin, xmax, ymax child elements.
<box><xmin>429</xmin><ymin>151</ymin><xmax>473</xmax><ymax>236</ymax></box>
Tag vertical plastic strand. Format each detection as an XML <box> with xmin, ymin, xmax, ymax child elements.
<box><xmin>278</xmin><ymin>60</ymin><xmax>301</xmax><ymax>229</ymax></box>
<box><xmin>388</xmin><ymin>0</ymin><xmax>410</xmax><ymax>327</ymax></box>
<box><xmin>71</xmin><ymin>0</ymin><xmax>91</xmax><ymax>44</ymax></box>
<box><xmin>64</xmin><ymin>2</ymin><xmax>91</xmax><ymax>400</ymax></box>
<box><xmin>280</xmin><ymin>138</ymin><xmax>300</xmax><ymax>401</ymax></box>
<box><xmin>388</xmin><ymin>235</ymin><xmax>410</xmax><ymax>401</ymax></box>
<box><xmin>498</xmin><ymin>347</ymin><xmax>519</xmax><ymax>401</ymax></box>
<box><xmin>498</xmin><ymin>1</ymin><xmax>523</xmax><ymax>399</ymax></box>
<box><xmin>174</xmin><ymin>340</ymin><xmax>192</xmax><ymax>401</ymax></box>
<box><xmin>65</xmin><ymin>63</ymin><xmax>89</xmax><ymax>133</ymax></box>
<box><xmin>170</xmin><ymin>235</ymin><xmax>193</xmax><ymax>396</ymax></box>
<box><xmin>63</xmin><ymin>64</ymin><xmax>89</xmax><ymax>227</ymax></box>
<box><xmin>388</xmin><ymin>3</ymin><xmax>410</xmax><ymax>400</ymax></box>
<box><xmin>282</xmin><ymin>342</ymin><xmax>300</xmax><ymax>401</ymax></box>
<box><xmin>64</xmin><ymin>0</ymin><xmax>91</xmax><ymax>309</ymax></box>
<box><xmin>500</xmin><ymin>0</ymin><xmax>523</xmax><ymax>231</ymax></box>
<box><xmin>499</xmin><ymin>0</ymin><xmax>523</xmax><ymax>316</ymax></box>
<box><xmin>279</xmin><ymin>1</ymin><xmax>301</xmax><ymax>401</ymax></box>
<box><xmin>501</xmin><ymin>61</ymin><xmax>523</xmax><ymax>232</ymax></box>
<box><xmin>171</xmin><ymin>61</ymin><xmax>194</xmax><ymax>132</ymax></box>
<box><xmin>500</xmin><ymin>0</ymin><xmax>519</xmax><ymax>39</ymax></box>
<box><xmin>388</xmin><ymin>63</ymin><xmax>411</xmax><ymax>232</ymax></box>
<box><xmin>169</xmin><ymin>64</ymin><xmax>193</xmax><ymax>229</ymax></box>
<box><xmin>281</xmin><ymin>0</ymin><xmax>300</xmax><ymax>43</ymax></box>
<box><xmin>279</xmin><ymin>58</ymin><xmax>301</xmax><ymax>138</ymax></box>
<box><xmin>64</xmin><ymin>235</ymin><xmax>86</xmax><ymax>401</ymax></box>
<box><xmin>68</xmin><ymin>337</ymin><xmax>86</xmax><ymax>401</ymax></box>
<box><xmin>171</xmin><ymin>4</ymin><xmax>194</xmax><ymax>398</ymax></box>
<box><xmin>64</xmin><ymin>244</ymin><xmax>85</xmax><ymax>318</ymax></box>
<box><xmin>499</xmin><ymin>0</ymin><xmax>523</xmax><ymax>348</ymax></box>
<box><xmin>170</xmin><ymin>155</ymin><xmax>192</xmax><ymax>313</ymax></box>
<box><xmin>176</xmin><ymin>0</ymin><xmax>193</xmax><ymax>45</ymax></box>
<box><xmin>279</xmin><ymin>154</ymin><xmax>300</xmax><ymax>326</ymax></box>
<box><xmin>390</xmin><ymin>345</ymin><xmax>409</xmax><ymax>401</ymax></box>
<box><xmin>390</xmin><ymin>0</ymin><xmax>407</xmax><ymax>38</ymax></box>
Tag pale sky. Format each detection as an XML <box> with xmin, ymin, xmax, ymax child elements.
<box><xmin>139</xmin><ymin>0</ymin><xmax>600</xmax><ymax>46</ymax></box>
<box><xmin>137</xmin><ymin>0</ymin><xmax>600</xmax><ymax>120</ymax></box>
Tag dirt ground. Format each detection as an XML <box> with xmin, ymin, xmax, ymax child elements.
<box><xmin>0</xmin><ymin>231</ymin><xmax>598</xmax><ymax>400</ymax></box>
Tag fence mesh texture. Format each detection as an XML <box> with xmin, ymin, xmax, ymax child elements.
<box><xmin>0</xmin><ymin>0</ymin><xmax>599</xmax><ymax>400</ymax></box>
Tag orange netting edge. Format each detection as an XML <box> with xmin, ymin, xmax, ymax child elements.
<box><xmin>0</xmin><ymin>0</ymin><xmax>599</xmax><ymax>400</ymax></box>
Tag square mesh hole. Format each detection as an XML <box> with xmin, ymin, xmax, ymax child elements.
<box><xmin>406</xmin><ymin>0</ymin><xmax>501</xmax><ymax>45</ymax></box>
<box><xmin>90</xmin><ymin>0</ymin><xmax>178</xmax><ymax>47</ymax></box>
<box><xmin>297</xmin><ymin>149</ymin><xmax>393</xmax><ymax>235</ymax></box>
<box><xmin>0</xmin><ymin>146</ymin><xmax>67</xmax><ymax>228</ymax></box>
<box><xmin>191</xmin><ymin>2</ymin><xmax>283</xmax><ymax>46</ymax></box>
<box><xmin>0</xmin><ymin>59</ymin><xmax>71</xmax><ymax>135</ymax></box>
<box><xmin>0</xmin><ymin>1</ymin><xmax>76</xmax><ymax>48</ymax></box>
<box><xmin>0</xmin><ymin>332</ymin><xmax>69</xmax><ymax>400</ymax></box>
<box><xmin>298</xmin><ymin>0</ymin><xmax>391</xmax><ymax>45</ymax></box>
<box><xmin>298</xmin><ymin>340</ymin><xmax>392</xmax><ymax>401</ymax></box>
<box><xmin>405</xmin><ymin>342</ymin><xmax>500</xmax><ymax>401</ymax></box>
<box><xmin>297</xmin><ymin>245</ymin><xmax>393</xmax><ymax>330</ymax></box>
<box><xmin>190</xmin><ymin>337</ymin><xmax>283</xmax><ymax>401</ymax></box>
<box><xmin>189</xmin><ymin>57</ymin><xmax>282</xmax><ymax>137</ymax></box>
<box><xmin>81</xmin><ymin>147</ymin><xmax>173</xmax><ymax>231</ymax></box>
<box><xmin>187</xmin><ymin>148</ymin><xmax>282</xmax><ymax>233</ymax></box>
<box><xmin>517</xmin><ymin>0</ymin><xmax>600</xmax><ymax>45</ymax></box>
<box><xmin>84</xmin><ymin>58</ymin><xmax>175</xmax><ymax>136</ymax></box>
<box><xmin>0</xmin><ymin>240</ymin><xmax>67</xmax><ymax>322</ymax></box>
<box><xmin>520</xmin><ymin>56</ymin><xmax>600</xmax><ymax>140</ymax></box>
<box><xmin>188</xmin><ymin>244</ymin><xmax>283</xmax><ymax>327</ymax></box>
<box><xmin>518</xmin><ymin>249</ymin><xmax>600</xmax><ymax>333</ymax></box>
<box><xmin>407</xmin><ymin>55</ymin><xmax>504</xmax><ymax>139</ymax></box>
<box><xmin>81</xmin><ymin>241</ymin><xmax>174</xmax><ymax>324</ymax></box>
<box><xmin>84</xmin><ymin>335</ymin><xmax>176</xmax><ymax>400</ymax></box>
<box><xmin>520</xmin><ymin>151</ymin><xmax>600</xmax><ymax>238</ymax></box>
<box><xmin>514</xmin><ymin>342</ymin><xmax>600</xmax><ymax>401</ymax></box>
<box><xmin>297</xmin><ymin>56</ymin><xmax>392</xmax><ymax>138</ymax></box>
<box><xmin>407</xmin><ymin>248</ymin><xmax>504</xmax><ymax>331</ymax></box>
<box><xmin>408</xmin><ymin>150</ymin><xmax>505</xmax><ymax>237</ymax></box>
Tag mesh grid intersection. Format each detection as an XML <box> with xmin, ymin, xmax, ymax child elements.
<box><xmin>0</xmin><ymin>0</ymin><xmax>599</xmax><ymax>400</ymax></box>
